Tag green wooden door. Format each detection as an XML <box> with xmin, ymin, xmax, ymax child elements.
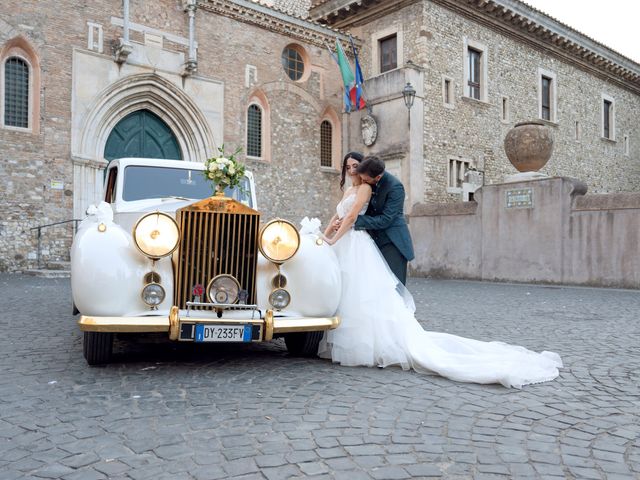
<box><xmin>104</xmin><ymin>109</ymin><xmax>182</xmax><ymax>161</ymax></box>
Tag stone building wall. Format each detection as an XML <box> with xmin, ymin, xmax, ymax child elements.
<box><xmin>195</xmin><ymin>3</ymin><xmax>344</xmax><ymax>222</ymax></box>
<box><xmin>345</xmin><ymin>2</ymin><xmax>426</xmax><ymax>201</ymax></box>
<box><xmin>347</xmin><ymin>3</ymin><xmax>425</xmax><ymax>86</ymax></box>
<box><xmin>0</xmin><ymin>0</ymin><xmax>106</xmax><ymax>271</ymax></box>
<box><xmin>313</xmin><ymin>0</ymin><xmax>640</xmax><ymax>205</ymax></box>
<box><xmin>0</xmin><ymin>0</ymin><xmax>345</xmax><ymax>272</ymax></box>
<box><xmin>421</xmin><ymin>0</ymin><xmax>640</xmax><ymax>202</ymax></box>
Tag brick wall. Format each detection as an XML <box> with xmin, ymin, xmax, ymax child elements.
<box><xmin>0</xmin><ymin>0</ymin><xmax>345</xmax><ymax>271</ymax></box>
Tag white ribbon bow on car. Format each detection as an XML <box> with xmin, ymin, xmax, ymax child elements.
<box><xmin>299</xmin><ymin>217</ymin><xmax>321</xmax><ymax>235</ymax></box>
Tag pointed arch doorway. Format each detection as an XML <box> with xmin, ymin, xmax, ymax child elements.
<box><xmin>104</xmin><ymin>109</ymin><xmax>182</xmax><ymax>162</ymax></box>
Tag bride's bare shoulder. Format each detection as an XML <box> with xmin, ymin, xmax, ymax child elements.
<box><xmin>358</xmin><ymin>183</ymin><xmax>372</xmax><ymax>194</ymax></box>
<box><xmin>342</xmin><ymin>186</ymin><xmax>356</xmax><ymax>198</ymax></box>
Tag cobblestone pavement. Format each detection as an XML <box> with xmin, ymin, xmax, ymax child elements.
<box><xmin>0</xmin><ymin>273</ymin><xmax>639</xmax><ymax>480</ymax></box>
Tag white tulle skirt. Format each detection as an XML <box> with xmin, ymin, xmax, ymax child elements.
<box><xmin>317</xmin><ymin>229</ymin><xmax>563</xmax><ymax>389</ymax></box>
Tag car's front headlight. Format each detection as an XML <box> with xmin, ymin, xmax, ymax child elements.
<box><xmin>133</xmin><ymin>212</ymin><xmax>180</xmax><ymax>259</ymax></box>
<box><xmin>259</xmin><ymin>219</ymin><xmax>300</xmax><ymax>264</ymax></box>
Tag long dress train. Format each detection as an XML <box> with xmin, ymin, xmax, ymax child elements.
<box><xmin>315</xmin><ymin>193</ymin><xmax>562</xmax><ymax>389</ymax></box>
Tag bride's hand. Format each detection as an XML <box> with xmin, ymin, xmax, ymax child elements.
<box><xmin>319</xmin><ymin>233</ymin><xmax>334</xmax><ymax>246</ymax></box>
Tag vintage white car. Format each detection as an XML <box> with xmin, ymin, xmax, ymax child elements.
<box><xmin>72</xmin><ymin>158</ymin><xmax>341</xmax><ymax>365</ymax></box>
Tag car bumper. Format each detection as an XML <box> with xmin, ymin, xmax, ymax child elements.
<box><xmin>78</xmin><ymin>306</ymin><xmax>340</xmax><ymax>342</ymax></box>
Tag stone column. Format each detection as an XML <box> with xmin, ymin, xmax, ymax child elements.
<box><xmin>72</xmin><ymin>156</ymin><xmax>108</xmax><ymax>219</ymax></box>
<box><xmin>405</xmin><ymin>64</ymin><xmax>424</xmax><ymax>210</ymax></box>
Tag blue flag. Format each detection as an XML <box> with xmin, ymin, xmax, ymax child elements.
<box><xmin>349</xmin><ymin>36</ymin><xmax>366</xmax><ymax>111</ymax></box>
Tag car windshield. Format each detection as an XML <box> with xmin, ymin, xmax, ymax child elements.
<box><xmin>122</xmin><ymin>165</ymin><xmax>253</xmax><ymax>207</ymax></box>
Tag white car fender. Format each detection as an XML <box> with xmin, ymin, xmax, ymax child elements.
<box><xmin>71</xmin><ymin>203</ymin><xmax>173</xmax><ymax>316</ymax></box>
<box><xmin>256</xmin><ymin>234</ymin><xmax>341</xmax><ymax>317</ymax></box>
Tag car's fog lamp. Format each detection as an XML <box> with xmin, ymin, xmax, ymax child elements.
<box><xmin>142</xmin><ymin>283</ymin><xmax>165</xmax><ymax>307</ymax></box>
<box><xmin>259</xmin><ymin>219</ymin><xmax>300</xmax><ymax>264</ymax></box>
<box><xmin>207</xmin><ymin>275</ymin><xmax>241</xmax><ymax>305</ymax></box>
<box><xmin>133</xmin><ymin>212</ymin><xmax>180</xmax><ymax>259</ymax></box>
<box><xmin>271</xmin><ymin>273</ymin><xmax>287</xmax><ymax>289</ymax></box>
<box><xmin>269</xmin><ymin>288</ymin><xmax>291</xmax><ymax>310</ymax></box>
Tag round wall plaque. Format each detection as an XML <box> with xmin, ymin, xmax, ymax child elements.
<box><xmin>360</xmin><ymin>114</ymin><xmax>378</xmax><ymax>146</ymax></box>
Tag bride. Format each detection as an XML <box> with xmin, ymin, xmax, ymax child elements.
<box><xmin>315</xmin><ymin>152</ymin><xmax>563</xmax><ymax>389</ymax></box>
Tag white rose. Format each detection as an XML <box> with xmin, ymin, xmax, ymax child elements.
<box><xmin>228</xmin><ymin>165</ymin><xmax>235</xmax><ymax>175</ymax></box>
<box><xmin>208</xmin><ymin>172</ymin><xmax>215</xmax><ymax>179</ymax></box>
<box><xmin>208</xmin><ymin>163</ymin><xmax>217</xmax><ymax>171</ymax></box>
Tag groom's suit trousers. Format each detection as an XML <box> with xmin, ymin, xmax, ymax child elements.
<box><xmin>379</xmin><ymin>242</ymin><xmax>408</xmax><ymax>286</ymax></box>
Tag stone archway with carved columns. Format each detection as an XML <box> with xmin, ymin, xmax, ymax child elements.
<box><xmin>72</xmin><ymin>73</ymin><xmax>218</xmax><ymax>217</ymax></box>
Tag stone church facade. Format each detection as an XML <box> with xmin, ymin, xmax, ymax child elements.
<box><xmin>1</xmin><ymin>0</ymin><xmax>639</xmax><ymax>272</ymax></box>
<box><xmin>0</xmin><ymin>0</ymin><xmax>346</xmax><ymax>271</ymax></box>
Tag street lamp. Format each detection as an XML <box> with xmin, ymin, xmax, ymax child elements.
<box><xmin>402</xmin><ymin>82</ymin><xmax>416</xmax><ymax>110</ymax></box>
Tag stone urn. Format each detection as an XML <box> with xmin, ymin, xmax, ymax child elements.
<box><xmin>503</xmin><ymin>121</ymin><xmax>554</xmax><ymax>172</ymax></box>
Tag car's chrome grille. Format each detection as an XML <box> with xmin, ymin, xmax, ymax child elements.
<box><xmin>175</xmin><ymin>209</ymin><xmax>260</xmax><ymax>309</ymax></box>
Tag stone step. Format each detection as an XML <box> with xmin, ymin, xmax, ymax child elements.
<box><xmin>45</xmin><ymin>260</ymin><xmax>71</xmax><ymax>271</ymax></box>
<box><xmin>23</xmin><ymin>269</ymin><xmax>71</xmax><ymax>279</ymax></box>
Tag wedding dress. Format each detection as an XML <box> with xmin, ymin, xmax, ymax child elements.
<box><xmin>313</xmin><ymin>193</ymin><xmax>563</xmax><ymax>388</ymax></box>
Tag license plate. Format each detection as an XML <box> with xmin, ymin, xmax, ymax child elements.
<box><xmin>195</xmin><ymin>324</ymin><xmax>252</xmax><ymax>343</ymax></box>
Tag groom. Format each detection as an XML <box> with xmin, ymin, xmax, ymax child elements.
<box><xmin>354</xmin><ymin>156</ymin><xmax>415</xmax><ymax>285</ymax></box>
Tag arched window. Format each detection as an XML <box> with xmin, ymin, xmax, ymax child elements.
<box><xmin>320</xmin><ymin>120</ymin><xmax>332</xmax><ymax>167</ymax></box>
<box><xmin>245</xmin><ymin>89</ymin><xmax>270</xmax><ymax>162</ymax></box>
<box><xmin>3</xmin><ymin>57</ymin><xmax>29</xmax><ymax>129</ymax></box>
<box><xmin>1</xmin><ymin>37</ymin><xmax>40</xmax><ymax>133</ymax></box>
<box><xmin>247</xmin><ymin>104</ymin><xmax>262</xmax><ymax>158</ymax></box>
<box><xmin>319</xmin><ymin>107</ymin><xmax>341</xmax><ymax>170</ymax></box>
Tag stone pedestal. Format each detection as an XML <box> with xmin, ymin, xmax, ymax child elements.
<box><xmin>503</xmin><ymin>171</ymin><xmax>549</xmax><ymax>183</ymax></box>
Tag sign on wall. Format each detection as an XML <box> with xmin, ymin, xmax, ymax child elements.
<box><xmin>506</xmin><ymin>188</ymin><xmax>533</xmax><ymax>209</ymax></box>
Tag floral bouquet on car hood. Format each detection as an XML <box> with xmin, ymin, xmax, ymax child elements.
<box><xmin>204</xmin><ymin>145</ymin><xmax>246</xmax><ymax>196</ymax></box>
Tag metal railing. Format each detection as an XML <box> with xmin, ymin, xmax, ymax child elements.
<box><xmin>30</xmin><ymin>219</ymin><xmax>81</xmax><ymax>269</ymax></box>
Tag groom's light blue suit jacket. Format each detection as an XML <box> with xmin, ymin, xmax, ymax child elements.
<box><xmin>353</xmin><ymin>172</ymin><xmax>415</xmax><ymax>262</ymax></box>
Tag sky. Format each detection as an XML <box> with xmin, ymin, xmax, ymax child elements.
<box><xmin>522</xmin><ymin>0</ymin><xmax>640</xmax><ymax>64</ymax></box>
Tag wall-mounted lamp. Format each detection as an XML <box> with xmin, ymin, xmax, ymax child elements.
<box><xmin>402</xmin><ymin>82</ymin><xmax>416</xmax><ymax>110</ymax></box>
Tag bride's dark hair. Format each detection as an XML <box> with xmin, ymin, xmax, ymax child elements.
<box><xmin>340</xmin><ymin>151</ymin><xmax>364</xmax><ymax>190</ymax></box>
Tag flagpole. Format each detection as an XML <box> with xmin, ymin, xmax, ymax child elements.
<box><xmin>348</xmin><ymin>35</ymin><xmax>373</xmax><ymax>115</ymax></box>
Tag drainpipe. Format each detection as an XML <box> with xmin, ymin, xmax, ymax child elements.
<box><xmin>115</xmin><ymin>0</ymin><xmax>133</xmax><ymax>63</ymax></box>
<box><xmin>184</xmin><ymin>0</ymin><xmax>198</xmax><ymax>75</ymax></box>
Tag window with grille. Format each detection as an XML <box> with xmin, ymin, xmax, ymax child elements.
<box><xmin>603</xmin><ymin>99</ymin><xmax>613</xmax><ymax>139</ymax></box>
<box><xmin>281</xmin><ymin>46</ymin><xmax>305</xmax><ymax>81</ymax></box>
<box><xmin>4</xmin><ymin>57</ymin><xmax>29</xmax><ymax>128</ymax></box>
<box><xmin>467</xmin><ymin>48</ymin><xmax>481</xmax><ymax>100</ymax></box>
<box><xmin>541</xmin><ymin>76</ymin><xmax>552</xmax><ymax>121</ymax></box>
<box><xmin>247</xmin><ymin>104</ymin><xmax>262</xmax><ymax>158</ymax></box>
<box><xmin>537</xmin><ymin>69</ymin><xmax>557</xmax><ymax>122</ymax></box>
<box><xmin>379</xmin><ymin>35</ymin><xmax>397</xmax><ymax>73</ymax></box>
<box><xmin>320</xmin><ymin>121</ymin><xmax>332</xmax><ymax>167</ymax></box>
